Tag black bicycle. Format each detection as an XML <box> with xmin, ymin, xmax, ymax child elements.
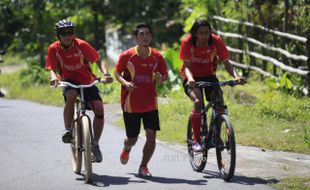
<box><xmin>187</xmin><ymin>80</ymin><xmax>240</xmax><ymax>181</ymax></box>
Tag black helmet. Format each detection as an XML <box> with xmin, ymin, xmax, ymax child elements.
<box><xmin>55</xmin><ymin>19</ymin><xmax>75</xmax><ymax>32</ymax></box>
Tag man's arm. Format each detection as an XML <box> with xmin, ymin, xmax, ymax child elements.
<box><xmin>223</xmin><ymin>60</ymin><xmax>246</xmax><ymax>84</ymax></box>
<box><xmin>184</xmin><ymin>60</ymin><xmax>196</xmax><ymax>88</ymax></box>
<box><xmin>96</xmin><ymin>58</ymin><xmax>110</xmax><ymax>75</ymax></box>
<box><xmin>96</xmin><ymin>58</ymin><xmax>113</xmax><ymax>83</ymax></box>
<box><xmin>114</xmin><ymin>70</ymin><xmax>136</xmax><ymax>91</ymax></box>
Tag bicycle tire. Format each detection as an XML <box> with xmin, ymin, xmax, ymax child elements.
<box><xmin>187</xmin><ymin>118</ymin><xmax>207</xmax><ymax>172</ymax></box>
<box><xmin>71</xmin><ymin>118</ymin><xmax>82</xmax><ymax>174</ymax></box>
<box><xmin>215</xmin><ymin>114</ymin><xmax>236</xmax><ymax>181</ymax></box>
<box><xmin>81</xmin><ymin>115</ymin><xmax>92</xmax><ymax>183</ymax></box>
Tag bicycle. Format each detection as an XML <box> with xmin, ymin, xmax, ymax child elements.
<box><xmin>186</xmin><ymin>80</ymin><xmax>240</xmax><ymax>181</ymax></box>
<box><xmin>56</xmin><ymin>79</ymin><xmax>107</xmax><ymax>183</ymax></box>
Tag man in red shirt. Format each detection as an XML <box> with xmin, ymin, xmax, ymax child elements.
<box><xmin>46</xmin><ymin>19</ymin><xmax>113</xmax><ymax>162</ymax></box>
<box><xmin>114</xmin><ymin>23</ymin><xmax>168</xmax><ymax>177</ymax></box>
<box><xmin>180</xmin><ymin>19</ymin><xmax>246</xmax><ymax>152</ymax></box>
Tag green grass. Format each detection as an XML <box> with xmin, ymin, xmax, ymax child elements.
<box><xmin>272</xmin><ymin>176</ymin><xmax>310</xmax><ymax>190</ymax></box>
<box><xmin>1</xmin><ymin>52</ymin><xmax>26</xmax><ymax>66</ymax></box>
<box><xmin>0</xmin><ymin>70</ymin><xmax>120</xmax><ymax>106</ymax></box>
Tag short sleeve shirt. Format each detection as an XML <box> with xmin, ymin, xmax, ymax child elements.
<box><xmin>45</xmin><ymin>38</ymin><xmax>100</xmax><ymax>84</ymax></box>
<box><xmin>179</xmin><ymin>34</ymin><xmax>229</xmax><ymax>80</ymax></box>
<box><xmin>115</xmin><ymin>46</ymin><xmax>168</xmax><ymax>113</ymax></box>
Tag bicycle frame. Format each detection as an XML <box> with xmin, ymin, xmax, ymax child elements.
<box><xmin>196</xmin><ymin>80</ymin><xmax>238</xmax><ymax>149</ymax></box>
<box><xmin>58</xmin><ymin>80</ymin><xmax>99</xmax><ymax>147</ymax></box>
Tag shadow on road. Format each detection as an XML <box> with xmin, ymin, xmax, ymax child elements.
<box><xmin>129</xmin><ymin>173</ymin><xmax>208</xmax><ymax>185</ymax></box>
<box><xmin>76</xmin><ymin>173</ymin><xmax>147</xmax><ymax>187</ymax></box>
<box><xmin>202</xmin><ymin>170</ymin><xmax>279</xmax><ymax>185</ymax></box>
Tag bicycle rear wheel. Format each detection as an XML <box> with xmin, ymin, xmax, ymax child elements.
<box><xmin>215</xmin><ymin>114</ymin><xmax>236</xmax><ymax>181</ymax></box>
<box><xmin>71</xmin><ymin>118</ymin><xmax>82</xmax><ymax>174</ymax></box>
<box><xmin>81</xmin><ymin>115</ymin><xmax>92</xmax><ymax>183</ymax></box>
<box><xmin>187</xmin><ymin>118</ymin><xmax>207</xmax><ymax>172</ymax></box>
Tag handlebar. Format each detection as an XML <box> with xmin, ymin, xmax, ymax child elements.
<box><xmin>54</xmin><ymin>78</ymin><xmax>108</xmax><ymax>88</ymax></box>
<box><xmin>195</xmin><ymin>80</ymin><xmax>239</xmax><ymax>88</ymax></box>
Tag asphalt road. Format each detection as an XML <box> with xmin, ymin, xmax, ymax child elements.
<box><xmin>0</xmin><ymin>98</ymin><xmax>278</xmax><ymax>190</ymax></box>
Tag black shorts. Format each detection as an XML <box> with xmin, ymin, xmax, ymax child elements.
<box><xmin>123</xmin><ymin>110</ymin><xmax>160</xmax><ymax>138</ymax></box>
<box><xmin>63</xmin><ymin>80</ymin><xmax>102</xmax><ymax>104</ymax></box>
<box><xmin>182</xmin><ymin>75</ymin><xmax>223</xmax><ymax>104</ymax></box>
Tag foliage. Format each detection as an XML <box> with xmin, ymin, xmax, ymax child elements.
<box><xmin>265</xmin><ymin>73</ymin><xmax>293</xmax><ymax>91</ymax></box>
<box><xmin>19</xmin><ymin>58</ymin><xmax>49</xmax><ymax>87</ymax></box>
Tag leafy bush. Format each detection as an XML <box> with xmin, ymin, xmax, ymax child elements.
<box><xmin>19</xmin><ymin>59</ymin><xmax>49</xmax><ymax>87</ymax></box>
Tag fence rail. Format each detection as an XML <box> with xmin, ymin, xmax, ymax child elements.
<box><xmin>211</xmin><ymin>15</ymin><xmax>310</xmax><ymax>91</ymax></box>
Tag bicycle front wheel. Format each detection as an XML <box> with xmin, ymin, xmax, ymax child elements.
<box><xmin>187</xmin><ymin>118</ymin><xmax>207</xmax><ymax>172</ymax></box>
<box><xmin>71</xmin><ymin>118</ymin><xmax>82</xmax><ymax>174</ymax></box>
<box><xmin>81</xmin><ymin>115</ymin><xmax>92</xmax><ymax>183</ymax></box>
<box><xmin>215</xmin><ymin>114</ymin><xmax>236</xmax><ymax>181</ymax></box>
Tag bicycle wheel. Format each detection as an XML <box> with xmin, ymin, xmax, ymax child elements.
<box><xmin>71</xmin><ymin>118</ymin><xmax>82</xmax><ymax>174</ymax></box>
<box><xmin>187</xmin><ymin>118</ymin><xmax>207</xmax><ymax>172</ymax></box>
<box><xmin>215</xmin><ymin>114</ymin><xmax>236</xmax><ymax>181</ymax></box>
<box><xmin>81</xmin><ymin>115</ymin><xmax>92</xmax><ymax>183</ymax></box>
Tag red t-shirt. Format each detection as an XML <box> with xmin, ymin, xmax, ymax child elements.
<box><xmin>179</xmin><ymin>34</ymin><xmax>229</xmax><ymax>80</ymax></box>
<box><xmin>115</xmin><ymin>46</ymin><xmax>168</xmax><ymax>113</ymax></box>
<box><xmin>45</xmin><ymin>38</ymin><xmax>100</xmax><ymax>84</ymax></box>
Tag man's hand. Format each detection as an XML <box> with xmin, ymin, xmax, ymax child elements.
<box><xmin>103</xmin><ymin>74</ymin><xmax>113</xmax><ymax>84</ymax></box>
<box><xmin>154</xmin><ymin>72</ymin><xmax>164</xmax><ymax>84</ymax></box>
<box><xmin>123</xmin><ymin>81</ymin><xmax>137</xmax><ymax>91</ymax></box>
<box><xmin>50</xmin><ymin>79</ymin><xmax>59</xmax><ymax>87</ymax></box>
<box><xmin>235</xmin><ymin>76</ymin><xmax>247</xmax><ymax>85</ymax></box>
<box><xmin>187</xmin><ymin>79</ymin><xmax>196</xmax><ymax>89</ymax></box>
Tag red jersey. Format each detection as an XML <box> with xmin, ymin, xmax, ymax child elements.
<box><xmin>179</xmin><ymin>34</ymin><xmax>229</xmax><ymax>80</ymax></box>
<box><xmin>45</xmin><ymin>38</ymin><xmax>100</xmax><ymax>84</ymax></box>
<box><xmin>115</xmin><ymin>46</ymin><xmax>168</xmax><ymax>113</ymax></box>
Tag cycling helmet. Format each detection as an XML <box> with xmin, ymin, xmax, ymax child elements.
<box><xmin>55</xmin><ymin>19</ymin><xmax>75</xmax><ymax>32</ymax></box>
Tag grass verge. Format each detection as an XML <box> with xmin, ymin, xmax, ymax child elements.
<box><xmin>272</xmin><ymin>176</ymin><xmax>310</xmax><ymax>190</ymax></box>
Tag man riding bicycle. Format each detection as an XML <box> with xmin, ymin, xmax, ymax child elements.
<box><xmin>180</xmin><ymin>19</ymin><xmax>246</xmax><ymax>152</ymax></box>
<box><xmin>46</xmin><ymin>19</ymin><xmax>113</xmax><ymax>162</ymax></box>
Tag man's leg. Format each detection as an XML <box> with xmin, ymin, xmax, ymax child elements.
<box><xmin>64</xmin><ymin>89</ymin><xmax>77</xmax><ymax>129</ymax></box>
<box><xmin>63</xmin><ymin>89</ymin><xmax>77</xmax><ymax>143</ymax></box>
<box><xmin>140</xmin><ymin>129</ymin><xmax>156</xmax><ymax>167</ymax></box>
<box><xmin>92</xmin><ymin>100</ymin><xmax>104</xmax><ymax>143</ymax></box>
<box><xmin>120</xmin><ymin>112</ymin><xmax>141</xmax><ymax>165</ymax></box>
<box><xmin>91</xmin><ymin>100</ymin><xmax>104</xmax><ymax>162</ymax></box>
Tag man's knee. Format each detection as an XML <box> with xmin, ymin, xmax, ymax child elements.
<box><xmin>65</xmin><ymin>90</ymin><xmax>77</xmax><ymax>103</ymax></box>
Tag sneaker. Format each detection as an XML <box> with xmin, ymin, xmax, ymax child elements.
<box><xmin>91</xmin><ymin>144</ymin><xmax>102</xmax><ymax>163</ymax></box>
<box><xmin>62</xmin><ymin>129</ymin><xmax>73</xmax><ymax>144</ymax></box>
<box><xmin>120</xmin><ymin>148</ymin><xmax>130</xmax><ymax>165</ymax></box>
<box><xmin>192</xmin><ymin>142</ymin><xmax>203</xmax><ymax>152</ymax></box>
<box><xmin>138</xmin><ymin>166</ymin><xmax>152</xmax><ymax>178</ymax></box>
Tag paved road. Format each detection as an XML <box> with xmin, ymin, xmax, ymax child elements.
<box><xmin>0</xmin><ymin>99</ymin><xmax>276</xmax><ymax>190</ymax></box>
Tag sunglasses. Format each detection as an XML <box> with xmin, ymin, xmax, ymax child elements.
<box><xmin>59</xmin><ymin>31</ymin><xmax>74</xmax><ymax>37</ymax></box>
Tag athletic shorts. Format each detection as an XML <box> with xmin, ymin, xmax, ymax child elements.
<box><xmin>63</xmin><ymin>80</ymin><xmax>102</xmax><ymax>106</ymax></box>
<box><xmin>123</xmin><ymin>110</ymin><xmax>160</xmax><ymax>138</ymax></box>
<box><xmin>182</xmin><ymin>75</ymin><xmax>224</xmax><ymax>105</ymax></box>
